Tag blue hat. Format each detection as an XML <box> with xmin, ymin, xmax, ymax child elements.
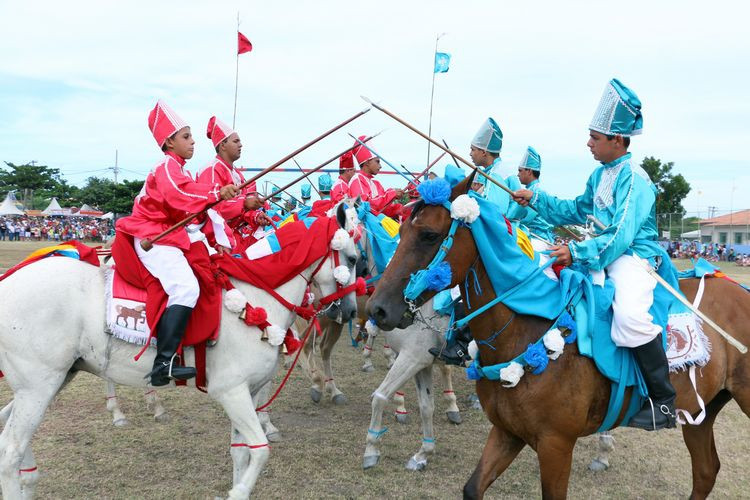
<box><xmin>444</xmin><ymin>164</ymin><xmax>465</xmax><ymax>188</ymax></box>
<box><xmin>589</xmin><ymin>78</ymin><xmax>643</xmax><ymax>137</ymax></box>
<box><xmin>271</xmin><ymin>186</ymin><xmax>282</xmax><ymax>199</ymax></box>
<box><xmin>471</xmin><ymin>117</ymin><xmax>503</xmax><ymax>153</ymax></box>
<box><xmin>301</xmin><ymin>184</ymin><xmax>312</xmax><ymax>199</ymax></box>
<box><xmin>318</xmin><ymin>173</ymin><xmax>333</xmax><ymax>193</ymax></box>
<box><xmin>518</xmin><ymin>146</ymin><xmax>541</xmax><ymax>171</ymax></box>
<box><xmin>287</xmin><ymin>197</ymin><xmax>297</xmax><ymax>208</ymax></box>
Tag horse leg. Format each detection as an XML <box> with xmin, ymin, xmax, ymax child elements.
<box><xmin>213</xmin><ymin>385</ymin><xmax>270</xmax><ymax>500</ymax></box>
<box><xmin>300</xmin><ymin>323</ymin><xmax>324</xmax><ymax>404</ymax></box>
<box><xmin>362</xmin><ymin>321</ymin><xmax>377</xmax><ymax>372</ymax></box>
<box><xmin>393</xmin><ymin>389</ymin><xmax>410</xmax><ymax>424</ymax></box>
<box><xmin>439</xmin><ymin>364</ymin><xmax>462</xmax><ymax>425</ymax></box>
<box><xmin>405</xmin><ymin>365</ymin><xmax>435</xmax><ymax>471</ymax></box>
<box><xmin>588</xmin><ymin>431</ymin><xmax>615</xmax><ymax>471</ymax></box>
<box><xmin>536</xmin><ymin>434</ymin><xmax>576</xmax><ymax>500</ymax></box>
<box><xmin>144</xmin><ymin>388</ymin><xmax>169</xmax><ymax>423</ymax></box>
<box><xmin>255</xmin><ymin>381</ymin><xmax>281</xmax><ymax>443</ymax></box>
<box><xmin>0</xmin><ymin>373</ymin><xmax>67</xmax><ymax>500</ymax></box>
<box><xmin>105</xmin><ymin>380</ymin><xmax>129</xmax><ymax>427</ymax></box>
<box><xmin>229</xmin><ymin>425</ymin><xmax>251</xmax><ymax>487</ymax></box>
<box><xmin>382</xmin><ymin>342</ymin><xmax>396</xmax><ymax>369</ymax></box>
<box><xmin>463</xmin><ymin>425</ymin><xmax>525</xmax><ymax>500</ymax></box>
<box><xmin>321</xmin><ymin>322</ymin><xmax>346</xmax><ymax>405</ymax></box>
<box><xmin>683</xmin><ymin>390</ymin><xmax>732</xmax><ymax>500</ymax></box>
<box><xmin>363</xmin><ymin>351</ymin><xmax>429</xmax><ymax>469</ymax></box>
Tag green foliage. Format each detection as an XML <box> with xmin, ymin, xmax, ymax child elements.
<box><xmin>640</xmin><ymin>156</ymin><xmax>691</xmax><ymax>216</ymax></box>
<box><xmin>0</xmin><ymin>162</ymin><xmax>63</xmax><ymax>209</ymax></box>
<box><xmin>77</xmin><ymin>177</ymin><xmax>143</xmax><ymax>214</ymax></box>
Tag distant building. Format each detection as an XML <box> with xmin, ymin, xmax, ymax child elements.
<box><xmin>699</xmin><ymin>209</ymin><xmax>750</xmax><ymax>247</ymax></box>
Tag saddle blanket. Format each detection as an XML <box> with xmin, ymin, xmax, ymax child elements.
<box><xmin>105</xmin><ymin>267</ymin><xmax>154</xmax><ymax>346</ymax></box>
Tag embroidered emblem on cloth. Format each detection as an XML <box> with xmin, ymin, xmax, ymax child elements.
<box><xmin>105</xmin><ymin>268</ymin><xmax>154</xmax><ymax>346</ymax></box>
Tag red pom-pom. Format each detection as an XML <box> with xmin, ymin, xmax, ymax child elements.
<box><xmin>284</xmin><ymin>329</ymin><xmax>302</xmax><ymax>354</ymax></box>
<box><xmin>244</xmin><ymin>305</ymin><xmax>268</xmax><ymax>326</ymax></box>
<box><xmin>355</xmin><ymin>277</ymin><xmax>367</xmax><ymax>296</ymax></box>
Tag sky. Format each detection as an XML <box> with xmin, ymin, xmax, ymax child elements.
<box><xmin>1</xmin><ymin>0</ymin><xmax>748</xmax><ymax>218</ymax></box>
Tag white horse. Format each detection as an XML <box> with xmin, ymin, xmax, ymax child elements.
<box><xmin>104</xmin><ymin>381</ymin><xmax>169</xmax><ymax>426</ymax></box>
<box><xmin>0</xmin><ymin>212</ymin><xmax>359</xmax><ymax>499</ymax></box>
<box><xmin>363</xmin><ymin>297</ymin><xmax>462</xmax><ymax>471</ymax></box>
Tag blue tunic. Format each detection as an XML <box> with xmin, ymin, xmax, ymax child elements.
<box><xmin>478</xmin><ymin>158</ymin><xmax>525</xmax><ymax>218</ymax></box>
<box><xmin>518</xmin><ymin>179</ymin><xmax>555</xmax><ymax>242</ymax></box>
<box><xmin>531</xmin><ymin>153</ymin><xmax>662</xmax><ymax>271</ymax></box>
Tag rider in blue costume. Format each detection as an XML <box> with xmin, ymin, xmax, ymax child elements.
<box><xmin>516</xmin><ymin>146</ymin><xmax>555</xmax><ymax>244</ymax></box>
<box><xmin>514</xmin><ymin>79</ymin><xmax>676</xmax><ymax>431</ymax></box>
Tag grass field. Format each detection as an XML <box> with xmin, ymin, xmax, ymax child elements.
<box><xmin>0</xmin><ymin>240</ymin><xmax>748</xmax><ymax>498</ymax></box>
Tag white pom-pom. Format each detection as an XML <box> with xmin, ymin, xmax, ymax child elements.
<box><xmin>499</xmin><ymin>362</ymin><xmax>525</xmax><ymax>388</ymax></box>
<box><xmin>365</xmin><ymin>320</ymin><xmax>379</xmax><ymax>336</ymax></box>
<box><xmin>450</xmin><ymin>194</ymin><xmax>480</xmax><ymax>223</ymax></box>
<box><xmin>330</xmin><ymin>228</ymin><xmax>351</xmax><ymax>251</ymax></box>
<box><xmin>467</xmin><ymin>340</ymin><xmax>478</xmax><ymax>361</ymax></box>
<box><xmin>306</xmin><ymin>292</ymin><xmax>315</xmax><ymax>305</ymax></box>
<box><xmin>333</xmin><ymin>265</ymin><xmax>351</xmax><ymax>285</ymax></box>
<box><xmin>224</xmin><ymin>288</ymin><xmax>247</xmax><ymax>313</ymax></box>
<box><xmin>543</xmin><ymin>328</ymin><xmax>565</xmax><ymax>360</ymax></box>
<box><xmin>266</xmin><ymin>325</ymin><xmax>286</xmax><ymax>346</ymax></box>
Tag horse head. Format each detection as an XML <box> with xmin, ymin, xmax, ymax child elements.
<box><xmin>366</xmin><ymin>172</ymin><xmax>478</xmax><ymax>330</ymax></box>
<box><xmin>311</xmin><ymin>202</ymin><xmax>361</xmax><ymax>322</ymax></box>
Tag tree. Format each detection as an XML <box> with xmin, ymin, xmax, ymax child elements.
<box><xmin>0</xmin><ymin>162</ymin><xmax>63</xmax><ymax>209</ymax></box>
<box><xmin>640</xmin><ymin>157</ymin><xmax>691</xmax><ymax>216</ymax></box>
<box><xmin>76</xmin><ymin>176</ymin><xmax>143</xmax><ymax>215</ymax></box>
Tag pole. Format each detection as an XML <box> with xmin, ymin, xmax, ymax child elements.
<box><xmin>140</xmin><ymin>108</ymin><xmax>371</xmax><ymax>250</ymax></box>
<box><xmin>233</xmin><ymin>12</ymin><xmax>240</xmax><ymax>128</ymax></box>
<box><xmin>292</xmin><ymin>158</ymin><xmax>321</xmax><ymax>197</ymax></box>
<box><xmin>426</xmin><ymin>33</ymin><xmax>445</xmax><ymax>170</ymax></box>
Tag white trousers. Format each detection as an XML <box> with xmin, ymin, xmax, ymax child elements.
<box><xmin>607</xmin><ymin>254</ymin><xmax>661</xmax><ymax>348</ymax></box>
<box><xmin>134</xmin><ymin>239</ymin><xmax>199</xmax><ymax>308</ymax></box>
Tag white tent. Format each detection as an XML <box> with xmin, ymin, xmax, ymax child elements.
<box><xmin>0</xmin><ymin>192</ymin><xmax>25</xmax><ymax>216</ymax></box>
<box><xmin>41</xmin><ymin>197</ymin><xmax>66</xmax><ymax>216</ymax></box>
<box><xmin>100</xmin><ymin>212</ymin><xmax>114</xmax><ymax>220</ymax></box>
<box><xmin>680</xmin><ymin>229</ymin><xmax>701</xmax><ymax>240</ymax></box>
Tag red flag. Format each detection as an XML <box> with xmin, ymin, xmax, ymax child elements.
<box><xmin>238</xmin><ymin>31</ymin><xmax>252</xmax><ymax>54</ymax></box>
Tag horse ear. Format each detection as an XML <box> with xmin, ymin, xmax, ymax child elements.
<box><xmin>450</xmin><ymin>169</ymin><xmax>476</xmax><ymax>201</ymax></box>
<box><xmin>336</xmin><ymin>202</ymin><xmax>347</xmax><ymax>229</ymax></box>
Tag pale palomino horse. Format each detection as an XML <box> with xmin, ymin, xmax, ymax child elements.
<box><xmin>0</xmin><ymin>213</ymin><xmax>359</xmax><ymax>500</ymax></box>
<box><xmin>363</xmin><ymin>297</ymin><xmax>462</xmax><ymax>471</ymax></box>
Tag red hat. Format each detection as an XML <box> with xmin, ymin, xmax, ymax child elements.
<box><xmin>352</xmin><ymin>135</ymin><xmax>376</xmax><ymax>166</ymax></box>
<box><xmin>206</xmin><ymin>116</ymin><xmax>236</xmax><ymax>148</ymax></box>
<box><xmin>148</xmin><ymin>100</ymin><xmax>189</xmax><ymax>148</ymax></box>
<box><xmin>339</xmin><ymin>150</ymin><xmax>355</xmax><ymax>170</ymax></box>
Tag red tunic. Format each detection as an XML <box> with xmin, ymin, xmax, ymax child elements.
<box><xmin>196</xmin><ymin>156</ymin><xmax>263</xmax><ymax>250</ymax></box>
<box><xmin>348</xmin><ymin>171</ymin><xmax>399</xmax><ymax>213</ymax></box>
<box><xmin>330</xmin><ymin>177</ymin><xmax>350</xmax><ymax>203</ymax></box>
<box><xmin>116</xmin><ymin>152</ymin><xmax>221</xmax><ymax>250</ymax></box>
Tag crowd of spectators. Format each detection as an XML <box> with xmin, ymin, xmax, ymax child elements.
<box><xmin>0</xmin><ymin>216</ymin><xmax>113</xmax><ymax>243</ymax></box>
<box><xmin>667</xmin><ymin>240</ymin><xmax>749</xmax><ymax>265</ymax></box>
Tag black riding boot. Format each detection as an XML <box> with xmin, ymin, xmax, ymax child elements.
<box><xmin>429</xmin><ymin>323</ymin><xmax>473</xmax><ymax>366</ymax></box>
<box><xmin>148</xmin><ymin>305</ymin><xmax>197</xmax><ymax>387</ymax></box>
<box><xmin>627</xmin><ymin>334</ymin><xmax>677</xmax><ymax>431</ymax></box>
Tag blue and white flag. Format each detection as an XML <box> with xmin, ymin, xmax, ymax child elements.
<box><xmin>434</xmin><ymin>52</ymin><xmax>451</xmax><ymax>73</ymax></box>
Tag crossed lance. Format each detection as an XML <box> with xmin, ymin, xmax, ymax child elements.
<box><xmin>361</xmin><ymin>96</ymin><xmax>747</xmax><ymax>355</ymax></box>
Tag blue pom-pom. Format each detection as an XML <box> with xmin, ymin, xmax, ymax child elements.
<box><xmin>523</xmin><ymin>343</ymin><xmax>549</xmax><ymax>375</ymax></box>
<box><xmin>417</xmin><ymin>178</ymin><xmax>452</xmax><ymax>206</ymax></box>
<box><xmin>466</xmin><ymin>361</ymin><xmax>482</xmax><ymax>380</ymax></box>
<box><xmin>557</xmin><ymin>312</ymin><xmax>577</xmax><ymax>344</ymax></box>
<box><xmin>425</xmin><ymin>261</ymin><xmax>452</xmax><ymax>291</ymax></box>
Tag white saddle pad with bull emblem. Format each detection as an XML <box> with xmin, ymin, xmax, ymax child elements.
<box><xmin>104</xmin><ymin>267</ymin><xmax>155</xmax><ymax>346</ymax></box>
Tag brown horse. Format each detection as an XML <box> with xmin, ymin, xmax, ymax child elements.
<box><xmin>366</xmin><ymin>174</ymin><xmax>750</xmax><ymax>499</ymax></box>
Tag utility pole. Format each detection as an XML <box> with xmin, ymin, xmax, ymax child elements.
<box><xmin>112</xmin><ymin>149</ymin><xmax>119</xmax><ymax>184</ymax></box>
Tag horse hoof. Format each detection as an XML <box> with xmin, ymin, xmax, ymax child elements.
<box><xmin>113</xmin><ymin>418</ymin><xmax>129</xmax><ymax>427</ymax></box>
<box><xmin>154</xmin><ymin>412</ymin><xmax>170</xmax><ymax>423</ymax></box>
<box><xmin>406</xmin><ymin>456</ymin><xmax>427</xmax><ymax>471</ymax></box>
<box><xmin>310</xmin><ymin>388</ymin><xmax>322</xmax><ymax>403</ymax></box>
<box><xmin>362</xmin><ymin>454</ymin><xmax>380</xmax><ymax>470</ymax></box>
<box><xmin>266</xmin><ymin>431</ymin><xmax>283</xmax><ymax>443</ymax></box>
<box><xmin>467</xmin><ymin>393</ymin><xmax>482</xmax><ymax>410</ymax></box>
<box><xmin>332</xmin><ymin>394</ymin><xmax>348</xmax><ymax>405</ymax></box>
<box><xmin>446</xmin><ymin>411</ymin><xmax>462</xmax><ymax>425</ymax></box>
<box><xmin>588</xmin><ymin>458</ymin><xmax>609</xmax><ymax>472</ymax></box>
<box><xmin>362</xmin><ymin>365</ymin><xmax>374</xmax><ymax>373</ymax></box>
<box><xmin>395</xmin><ymin>413</ymin><xmax>410</xmax><ymax>425</ymax></box>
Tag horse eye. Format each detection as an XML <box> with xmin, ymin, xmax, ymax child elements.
<box><xmin>420</xmin><ymin>231</ymin><xmax>440</xmax><ymax>243</ymax></box>
<box><xmin>348</xmin><ymin>256</ymin><xmax>357</xmax><ymax>266</ymax></box>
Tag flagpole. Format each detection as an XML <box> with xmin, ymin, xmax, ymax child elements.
<box><xmin>233</xmin><ymin>12</ymin><xmax>240</xmax><ymax>128</ymax></box>
<box><xmin>426</xmin><ymin>33</ymin><xmax>445</xmax><ymax>172</ymax></box>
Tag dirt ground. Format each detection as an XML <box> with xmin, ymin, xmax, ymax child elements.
<box><xmin>0</xmin><ymin>241</ymin><xmax>748</xmax><ymax>498</ymax></box>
